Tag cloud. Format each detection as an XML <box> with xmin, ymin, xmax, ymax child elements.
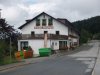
<box><xmin>0</xmin><ymin>0</ymin><xmax>100</xmax><ymax>28</ymax></box>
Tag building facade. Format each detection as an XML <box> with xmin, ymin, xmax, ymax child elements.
<box><xmin>18</xmin><ymin>12</ymin><xmax>79</xmax><ymax>56</ymax></box>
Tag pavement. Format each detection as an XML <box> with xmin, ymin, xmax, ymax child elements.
<box><xmin>91</xmin><ymin>41</ymin><xmax>100</xmax><ymax>75</ymax></box>
<box><xmin>0</xmin><ymin>40</ymin><xmax>100</xmax><ymax>75</ymax></box>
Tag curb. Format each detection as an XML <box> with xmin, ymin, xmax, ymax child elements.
<box><xmin>0</xmin><ymin>58</ymin><xmax>48</xmax><ymax>71</ymax></box>
<box><xmin>91</xmin><ymin>70</ymin><xmax>95</xmax><ymax>75</ymax></box>
<box><xmin>0</xmin><ymin>62</ymin><xmax>30</xmax><ymax>71</ymax></box>
<box><xmin>91</xmin><ymin>44</ymin><xmax>100</xmax><ymax>75</ymax></box>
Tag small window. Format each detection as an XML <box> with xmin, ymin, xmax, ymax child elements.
<box><xmin>31</xmin><ymin>31</ymin><xmax>35</xmax><ymax>36</ymax></box>
<box><xmin>55</xmin><ymin>42</ymin><xmax>57</xmax><ymax>46</ymax></box>
<box><xmin>56</xmin><ymin>31</ymin><xmax>59</xmax><ymax>35</ymax></box>
<box><xmin>52</xmin><ymin>42</ymin><xmax>54</xmax><ymax>45</ymax></box>
<box><xmin>42</xmin><ymin>19</ymin><xmax>46</xmax><ymax>26</ymax></box>
<box><xmin>48</xmin><ymin>18</ymin><xmax>53</xmax><ymax>26</ymax></box>
<box><xmin>21</xmin><ymin>41</ymin><xmax>28</xmax><ymax>50</ymax></box>
<box><xmin>36</xmin><ymin>19</ymin><xmax>40</xmax><ymax>26</ymax></box>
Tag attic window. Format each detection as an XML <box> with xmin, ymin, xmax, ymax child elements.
<box><xmin>42</xmin><ymin>19</ymin><xmax>46</xmax><ymax>26</ymax></box>
<box><xmin>36</xmin><ymin>19</ymin><xmax>40</xmax><ymax>26</ymax></box>
<box><xmin>48</xmin><ymin>18</ymin><xmax>53</xmax><ymax>26</ymax></box>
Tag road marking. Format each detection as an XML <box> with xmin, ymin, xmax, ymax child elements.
<box><xmin>88</xmin><ymin>63</ymin><xmax>94</xmax><ymax>68</ymax></box>
<box><xmin>85</xmin><ymin>68</ymin><xmax>92</xmax><ymax>72</ymax></box>
<box><xmin>76</xmin><ymin>58</ymin><xmax>92</xmax><ymax>61</ymax></box>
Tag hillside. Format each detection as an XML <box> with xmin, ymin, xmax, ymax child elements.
<box><xmin>72</xmin><ymin>16</ymin><xmax>100</xmax><ymax>43</ymax></box>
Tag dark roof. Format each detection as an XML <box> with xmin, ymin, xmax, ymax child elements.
<box><xmin>18</xmin><ymin>12</ymin><xmax>79</xmax><ymax>35</ymax></box>
<box><xmin>57</xmin><ymin>18</ymin><xmax>79</xmax><ymax>35</ymax></box>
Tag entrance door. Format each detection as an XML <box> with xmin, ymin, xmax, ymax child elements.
<box><xmin>59</xmin><ymin>41</ymin><xmax>67</xmax><ymax>50</ymax></box>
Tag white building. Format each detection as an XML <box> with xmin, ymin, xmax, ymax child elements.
<box><xmin>18</xmin><ymin>12</ymin><xmax>79</xmax><ymax>56</ymax></box>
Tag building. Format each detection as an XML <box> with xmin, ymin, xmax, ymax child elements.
<box><xmin>18</xmin><ymin>12</ymin><xmax>79</xmax><ymax>56</ymax></box>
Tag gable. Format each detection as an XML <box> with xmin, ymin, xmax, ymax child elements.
<box><xmin>20</xmin><ymin>13</ymin><xmax>69</xmax><ymax>35</ymax></box>
<box><xmin>18</xmin><ymin>12</ymin><xmax>68</xmax><ymax>29</ymax></box>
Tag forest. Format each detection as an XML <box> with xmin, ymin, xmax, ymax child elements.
<box><xmin>73</xmin><ymin>16</ymin><xmax>100</xmax><ymax>44</ymax></box>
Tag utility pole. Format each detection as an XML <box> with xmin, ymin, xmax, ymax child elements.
<box><xmin>10</xmin><ymin>35</ymin><xmax>12</xmax><ymax>62</ymax></box>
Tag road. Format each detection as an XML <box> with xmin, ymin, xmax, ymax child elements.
<box><xmin>0</xmin><ymin>40</ymin><xmax>99</xmax><ymax>75</ymax></box>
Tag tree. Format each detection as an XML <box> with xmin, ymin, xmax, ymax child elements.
<box><xmin>0</xmin><ymin>18</ymin><xmax>20</xmax><ymax>64</ymax></box>
<box><xmin>73</xmin><ymin>16</ymin><xmax>100</xmax><ymax>44</ymax></box>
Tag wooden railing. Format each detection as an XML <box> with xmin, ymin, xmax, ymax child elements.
<box><xmin>18</xmin><ymin>34</ymin><xmax>68</xmax><ymax>40</ymax></box>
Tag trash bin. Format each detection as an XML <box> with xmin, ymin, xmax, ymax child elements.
<box><xmin>39</xmin><ymin>48</ymin><xmax>51</xmax><ymax>57</ymax></box>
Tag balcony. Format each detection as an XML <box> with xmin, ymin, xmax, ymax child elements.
<box><xmin>18</xmin><ymin>34</ymin><xmax>68</xmax><ymax>40</ymax></box>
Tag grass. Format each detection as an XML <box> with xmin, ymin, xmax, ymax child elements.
<box><xmin>0</xmin><ymin>56</ymin><xmax>18</xmax><ymax>65</ymax></box>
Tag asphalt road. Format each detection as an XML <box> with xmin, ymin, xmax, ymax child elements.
<box><xmin>0</xmin><ymin>40</ymin><xmax>99</xmax><ymax>75</ymax></box>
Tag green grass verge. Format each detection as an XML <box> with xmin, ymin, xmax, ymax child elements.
<box><xmin>0</xmin><ymin>56</ymin><xmax>18</xmax><ymax>65</ymax></box>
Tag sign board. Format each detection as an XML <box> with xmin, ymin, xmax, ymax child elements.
<box><xmin>34</xmin><ymin>26</ymin><xmax>54</xmax><ymax>29</ymax></box>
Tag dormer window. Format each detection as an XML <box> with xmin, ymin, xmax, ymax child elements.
<box><xmin>42</xmin><ymin>19</ymin><xmax>46</xmax><ymax>26</ymax></box>
<box><xmin>48</xmin><ymin>18</ymin><xmax>53</xmax><ymax>26</ymax></box>
<box><xmin>36</xmin><ymin>19</ymin><xmax>40</xmax><ymax>26</ymax></box>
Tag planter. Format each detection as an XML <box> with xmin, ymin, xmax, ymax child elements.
<box><xmin>15</xmin><ymin>51</ymin><xmax>22</xmax><ymax>60</ymax></box>
<box><xmin>15</xmin><ymin>50</ymin><xmax>33</xmax><ymax>59</ymax></box>
<box><xmin>23</xmin><ymin>50</ymin><xmax>33</xmax><ymax>59</ymax></box>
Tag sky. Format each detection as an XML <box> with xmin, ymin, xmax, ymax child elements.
<box><xmin>0</xmin><ymin>0</ymin><xmax>100</xmax><ymax>28</ymax></box>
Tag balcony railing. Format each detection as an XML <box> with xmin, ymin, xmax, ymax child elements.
<box><xmin>18</xmin><ymin>34</ymin><xmax>68</xmax><ymax>40</ymax></box>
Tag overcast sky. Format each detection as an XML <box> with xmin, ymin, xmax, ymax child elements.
<box><xmin>0</xmin><ymin>0</ymin><xmax>100</xmax><ymax>28</ymax></box>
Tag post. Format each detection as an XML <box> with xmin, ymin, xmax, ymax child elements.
<box><xmin>44</xmin><ymin>32</ymin><xmax>47</xmax><ymax>48</ymax></box>
<box><xmin>10</xmin><ymin>35</ymin><xmax>12</xmax><ymax>62</ymax></box>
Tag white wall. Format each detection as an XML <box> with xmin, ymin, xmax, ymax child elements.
<box><xmin>18</xmin><ymin>40</ymin><xmax>51</xmax><ymax>55</ymax></box>
<box><xmin>21</xmin><ymin>14</ymin><xmax>68</xmax><ymax>36</ymax></box>
<box><xmin>51</xmin><ymin>40</ymin><xmax>59</xmax><ymax>50</ymax></box>
<box><xmin>72</xmin><ymin>38</ymin><xmax>78</xmax><ymax>43</ymax></box>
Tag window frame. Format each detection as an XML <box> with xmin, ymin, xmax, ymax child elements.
<box><xmin>20</xmin><ymin>41</ymin><xmax>28</xmax><ymax>50</ymax></box>
<box><xmin>42</xmin><ymin>19</ymin><xmax>46</xmax><ymax>26</ymax></box>
<box><xmin>31</xmin><ymin>31</ymin><xmax>35</xmax><ymax>36</ymax></box>
<box><xmin>48</xmin><ymin>18</ymin><xmax>53</xmax><ymax>26</ymax></box>
<box><xmin>36</xmin><ymin>19</ymin><xmax>40</xmax><ymax>26</ymax></box>
<box><xmin>56</xmin><ymin>31</ymin><xmax>60</xmax><ymax>35</ymax></box>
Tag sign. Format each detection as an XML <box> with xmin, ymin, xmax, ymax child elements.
<box><xmin>34</xmin><ymin>26</ymin><xmax>54</xmax><ymax>29</ymax></box>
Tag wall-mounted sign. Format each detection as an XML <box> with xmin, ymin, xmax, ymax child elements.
<box><xmin>34</xmin><ymin>26</ymin><xmax>54</xmax><ymax>29</ymax></box>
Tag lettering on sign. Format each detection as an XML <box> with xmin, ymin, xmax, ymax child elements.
<box><xmin>34</xmin><ymin>26</ymin><xmax>54</xmax><ymax>29</ymax></box>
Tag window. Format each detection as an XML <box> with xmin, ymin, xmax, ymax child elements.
<box><xmin>55</xmin><ymin>42</ymin><xmax>57</xmax><ymax>46</ymax></box>
<box><xmin>42</xmin><ymin>19</ymin><xmax>46</xmax><ymax>26</ymax></box>
<box><xmin>44</xmin><ymin>31</ymin><xmax>48</xmax><ymax>34</ymax></box>
<box><xmin>21</xmin><ymin>41</ymin><xmax>28</xmax><ymax>50</ymax></box>
<box><xmin>36</xmin><ymin>19</ymin><xmax>40</xmax><ymax>26</ymax></box>
<box><xmin>31</xmin><ymin>31</ymin><xmax>35</xmax><ymax>36</ymax></box>
<box><xmin>56</xmin><ymin>31</ymin><xmax>59</xmax><ymax>35</ymax></box>
<box><xmin>48</xmin><ymin>18</ymin><xmax>53</xmax><ymax>26</ymax></box>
